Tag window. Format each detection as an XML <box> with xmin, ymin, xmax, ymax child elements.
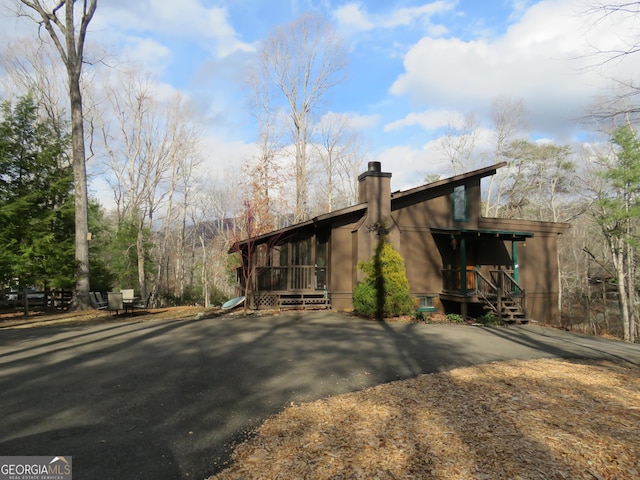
<box><xmin>417</xmin><ymin>295</ymin><xmax>437</xmax><ymax>312</ymax></box>
<box><xmin>452</xmin><ymin>185</ymin><xmax>468</xmax><ymax>222</ymax></box>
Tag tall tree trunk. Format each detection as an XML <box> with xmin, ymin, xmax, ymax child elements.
<box><xmin>70</xmin><ymin>76</ymin><xmax>91</xmax><ymax>308</ymax></box>
<box><xmin>294</xmin><ymin>119</ymin><xmax>308</xmax><ymax>222</ymax></box>
<box><xmin>200</xmin><ymin>234</ymin><xmax>209</xmax><ymax>307</ymax></box>
<box><xmin>137</xmin><ymin>219</ymin><xmax>147</xmax><ymax>304</ymax></box>
<box><xmin>18</xmin><ymin>0</ymin><xmax>98</xmax><ymax>309</ymax></box>
<box><xmin>626</xmin><ymin>233</ymin><xmax>637</xmax><ymax>342</ymax></box>
<box><xmin>612</xmin><ymin>238</ymin><xmax>631</xmax><ymax>341</ymax></box>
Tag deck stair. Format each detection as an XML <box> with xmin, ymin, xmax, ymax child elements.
<box><xmin>476</xmin><ymin>269</ymin><xmax>528</xmax><ymax>324</ymax></box>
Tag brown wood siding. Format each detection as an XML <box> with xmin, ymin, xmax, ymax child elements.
<box><xmin>398</xmin><ymin>228</ymin><xmax>443</xmax><ymax>295</ymax></box>
<box><xmin>329</xmin><ymin>225</ymin><xmax>356</xmax><ymax>311</ymax></box>
<box><xmin>518</xmin><ymin>233</ymin><xmax>562</xmax><ymax>323</ymax></box>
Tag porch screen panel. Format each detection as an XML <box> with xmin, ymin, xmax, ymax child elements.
<box><xmin>291</xmin><ymin>238</ymin><xmax>313</xmax><ymax>289</ymax></box>
<box><xmin>292</xmin><ymin>238</ymin><xmax>312</xmax><ymax>264</ymax></box>
<box><xmin>274</xmin><ymin>245</ymin><xmax>288</xmax><ymax>289</ymax></box>
<box><xmin>257</xmin><ymin>245</ymin><xmax>288</xmax><ymax>290</ymax></box>
<box><xmin>279</xmin><ymin>244</ymin><xmax>289</xmax><ymax>266</ymax></box>
<box><xmin>316</xmin><ymin>236</ymin><xmax>328</xmax><ymax>290</ymax></box>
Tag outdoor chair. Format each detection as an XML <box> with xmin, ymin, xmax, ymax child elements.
<box><xmin>95</xmin><ymin>292</ymin><xmax>107</xmax><ymax>306</ymax></box>
<box><xmin>121</xmin><ymin>289</ymin><xmax>146</xmax><ymax>313</ymax></box>
<box><xmin>107</xmin><ymin>291</ymin><xmax>124</xmax><ymax>314</ymax></box>
<box><xmin>90</xmin><ymin>292</ymin><xmax>108</xmax><ymax>310</ymax></box>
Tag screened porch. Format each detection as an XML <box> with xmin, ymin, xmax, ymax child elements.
<box><xmin>237</xmin><ymin>233</ymin><xmax>331</xmax><ymax>309</ymax></box>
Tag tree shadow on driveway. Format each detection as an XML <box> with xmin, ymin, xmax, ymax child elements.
<box><xmin>2</xmin><ymin>312</ymin><xmax>638</xmax><ymax>479</ymax></box>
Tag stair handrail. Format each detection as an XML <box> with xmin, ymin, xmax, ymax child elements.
<box><xmin>475</xmin><ymin>268</ymin><xmax>499</xmax><ymax>314</ymax></box>
<box><xmin>499</xmin><ymin>270</ymin><xmax>526</xmax><ymax>316</ymax></box>
<box><xmin>475</xmin><ymin>268</ymin><xmax>497</xmax><ymax>295</ymax></box>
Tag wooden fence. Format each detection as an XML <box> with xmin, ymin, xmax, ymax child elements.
<box><xmin>1</xmin><ymin>289</ymin><xmax>72</xmax><ymax>310</ymax></box>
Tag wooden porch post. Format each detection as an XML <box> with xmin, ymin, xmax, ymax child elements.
<box><xmin>512</xmin><ymin>241</ymin><xmax>520</xmax><ymax>294</ymax></box>
<box><xmin>460</xmin><ymin>237</ymin><xmax>468</xmax><ymax>319</ymax></box>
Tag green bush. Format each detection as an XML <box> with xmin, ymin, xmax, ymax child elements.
<box><xmin>477</xmin><ymin>313</ymin><xmax>501</xmax><ymax>325</ymax></box>
<box><xmin>209</xmin><ymin>287</ymin><xmax>229</xmax><ymax>307</ymax></box>
<box><xmin>413</xmin><ymin>310</ymin><xmax>432</xmax><ymax>323</ymax></box>
<box><xmin>445</xmin><ymin>313</ymin><xmax>464</xmax><ymax>323</ymax></box>
<box><xmin>353</xmin><ymin>237</ymin><xmax>414</xmax><ymax>318</ymax></box>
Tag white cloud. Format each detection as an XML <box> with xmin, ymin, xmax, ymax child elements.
<box><xmin>348</xmin><ymin>112</ymin><xmax>381</xmax><ymax>130</ymax></box>
<box><xmin>117</xmin><ymin>37</ymin><xmax>172</xmax><ymax>75</ymax></box>
<box><xmin>333</xmin><ymin>3</ymin><xmax>374</xmax><ymax>31</ymax></box>
<box><xmin>384</xmin><ymin>109</ymin><xmax>457</xmax><ymax>131</ymax></box>
<box><xmin>375</xmin><ymin>142</ymin><xmax>451</xmax><ymax>192</ymax></box>
<box><xmin>322</xmin><ymin>111</ymin><xmax>381</xmax><ymax>130</ymax></box>
<box><xmin>199</xmin><ymin>136</ymin><xmax>256</xmax><ymax>168</ymax></box>
<box><xmin>381</xmin><ymin>2</ymin><xmax>453</xmax><ymax>29</ymax></box>
<box><xmin>96</xmin><ymin>0</ymin><xmax>253</xmax><ymax>59</ymax></box>
<box><xmin>334</xmin><ymin>1</ymin><xmax>453</xmax><ymax>34</ymax></box>
<box><xmin>389</xmin><ymin>0</ymin><xmax>640</xmax><ymax>138</ymax></box>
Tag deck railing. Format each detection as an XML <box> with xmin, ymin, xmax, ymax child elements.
<box><xmin>254</xmin><ymin>265</ymin><xmax>327</xmax><ymax>292</ymax></box>
<box><xmin>442</xmin><ymin>269</ymin><xmax>477</xmax><ymax>294</ymax></box>
<box><xmin>442</xmin><ymin>269</ymin><xmax>524</xmax><ymax>298</ymax></box>
<box><xmin>491</xmin><ymin>269</ymin><xmax>526</xmax><ymax>315</ymax></box>
<box><xmin>476</xmin><ymin>269</ymin><xmax>497</xmax><ymax>301</ymax></box>
<box><xmin>441</xmin><ymin>268</ymin><xmax>526</xmax><ymax>319</ymax></box>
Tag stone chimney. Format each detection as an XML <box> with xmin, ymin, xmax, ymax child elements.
<box><xmin>358</xmin><ymin>161</ymin><xmax>392</xmax><ymax>229</ymax></box>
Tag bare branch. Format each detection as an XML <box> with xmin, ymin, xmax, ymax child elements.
<box><xmin>254</xmin><ymin>12</ymin><xmax>348</xmax><ymax>222</ymax></box>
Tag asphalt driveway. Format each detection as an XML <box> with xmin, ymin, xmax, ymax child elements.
<box><xmin>1</xmin><ymin>311</ymin><xmax>639</xmax><ymax>479</ymax></box>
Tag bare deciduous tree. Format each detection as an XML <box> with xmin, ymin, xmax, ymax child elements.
<box><xmin>0</xmin><ymin>40</ymin><xmax>67</xmax><ymax>124</ymax></box>
<box><xmin>483</xmin><ymin>96</ymin><xmax>528</xmax><ymax>217</ymax></box>
<box><xmin>244</xmin><ymin>62</ymin><xmax>287</xmax><ymax>233</ymax></box>
<box><xmin>17</xmin><ymin>0</ymin><xmax>97</xmax><ymax>309</ymax></box>
<box><xmin>253</xmin><ymin>12</ymin><xmax>347</xmax><ymax>222</ymax></box>
<box><xmin>499</xmin><ymin>140</ymin><xmax>576</xmax><ymax>221</ymax></box>
<box><xmin>582</xmin><ymin>2</ymin><xmax>640</xmax><ymax>124</ymax></box>
<box><xmin>312</xmin><ymin>113</ymin><xmax>367</xmax><ymax>213</ymax></box>
<box><xmin>439</xmin><ymin>112</ymin><xmax>479</xmax><ymax>175</ymax></box>
<box><xmin>99</xmin><ymin>69</ymin><xmax>200</xmax><ymax>304</ymax></box>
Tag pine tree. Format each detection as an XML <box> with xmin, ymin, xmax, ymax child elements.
<box><xmin>0</xmin><ymin>94</ymin><xmax>75</xmax><ymax>289</ymax></box>
<box><xmin>594</xmin><ymin>124</ymin><xmax>640</xmax><ymax>342</ymax></box>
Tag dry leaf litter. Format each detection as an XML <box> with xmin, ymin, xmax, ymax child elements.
<box><xmin>209</xmin><ymin>358</ymin><xmax>640</xmax><ymax>480</ymax></box>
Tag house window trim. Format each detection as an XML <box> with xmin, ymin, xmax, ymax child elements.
<box><xmin>417</xmin><ymin>295</ymin><xmax>438</xmax><ymax>312</ymax></box>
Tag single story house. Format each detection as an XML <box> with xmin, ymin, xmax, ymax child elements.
<box><xmin>231</xmin><ymin>161</ymin><xmax>570</xmax><ymax>322</ymax></box>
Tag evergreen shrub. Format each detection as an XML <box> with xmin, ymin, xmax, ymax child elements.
<box><xmin>352</xmin><ymin>237</ymin><xmax>414</xmax><ymax>318</ymax></box>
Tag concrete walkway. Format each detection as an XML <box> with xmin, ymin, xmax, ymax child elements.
<box><xmin>1</xmin><ymin>312</ymin><xmax>638</xmax><ymax>479</ymax></box>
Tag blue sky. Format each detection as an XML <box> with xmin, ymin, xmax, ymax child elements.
<box><xmin>2</xmin><ymin>0</ymin><xmax>638</xmax><ymax>194</ymax></box>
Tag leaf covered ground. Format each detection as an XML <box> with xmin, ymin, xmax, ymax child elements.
<box><xmin>3</xmin><ymin>308</ymin><xmax>638</xmax><ymax>479</ymax></box>
<box><xmin>209</xmin><ymin>358</ymin><xmax>640</xmax><ymax>480</ymax></box>
<box><xmin>0</xmin><ymin>306</ymin><xmax>215</xmax><ymax>328</ymax></box>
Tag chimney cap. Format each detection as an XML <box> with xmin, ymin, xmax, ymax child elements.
<box><xmin>358</xmin><ymin>161</ymin><xmax>391</xmax><ymax>181</ymax></box>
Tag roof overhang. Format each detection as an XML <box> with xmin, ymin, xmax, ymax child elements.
<box><xmin>229</xmin><ymin>203</ymin><xmax>367</xmax><ymax>253</ymax></box>
<box><xmin>430</xmin><ymin>227</ymin><xmax>533</xmax><ymax>242</ymax></box>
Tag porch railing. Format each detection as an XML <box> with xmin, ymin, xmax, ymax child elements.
<box><xmin>442</xmin><ymin>269</ymin><xmax>477</xmax><ymax>294</ymax></box>
<box><xmin>490</xmin><ymin>269</ymin><xmax>526</xmax><ymax>316</ymax></box>
<box><xmin>254</xmin><ymin>265</ymin><xmax>327</xmax><ymax>291</ymax></box>
<box><xmin>256</xmin><ymin>266</ymin><xmax>288</xmax><ymax>291</ymax></box>
<box><xmin>442</xmin><ymin>268</ymin><xmax>525</xmax><ymax>311</ymax></box>
<box><xmin>476</xmin><ymin>269</ymin><xmax>497</xmax><ymax>302</ymax></box>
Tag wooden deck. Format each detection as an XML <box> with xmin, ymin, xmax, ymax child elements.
<box><xmin>441</xmin><ymin>268</ymin><xmax>527</xmax><ymax>322</ymax></box>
